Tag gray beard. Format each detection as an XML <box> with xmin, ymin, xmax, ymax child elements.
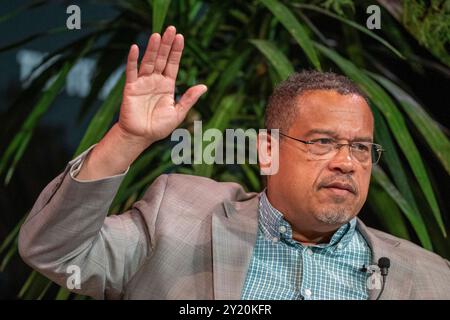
<box><xmin>313</xmin><ymin>206</ymin><xmax>354</xmax><ymax>225</ymax></box>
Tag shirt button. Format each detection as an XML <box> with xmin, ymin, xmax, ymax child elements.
<box><xmin>278</xmin><ymin>225</ymin><xmax>287</xmax><ymax>234</ymax></box>
<box><xmin>272</xmin><ymin>237</ymin><xmax>279</xmax><ymax>243</ymax></box>
<box><xmin>305</xmin><ymin>248</ymin><xmax>313</xmax><ymax>255</ymax></box>
<box><xmin>337</xmin><ymin>243</ymin><xmax>343</xmax><ymax>250</ymax></box>
<box><xmin>304</xmin><ymin>289</ymin><xmax>312</xmax><ymax>298</ymax></box>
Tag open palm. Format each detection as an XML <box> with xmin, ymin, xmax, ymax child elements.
<box><xmin>119</xmin><ymin>26</ymin><xmax>207</xmax><ymax>144</ymax></box>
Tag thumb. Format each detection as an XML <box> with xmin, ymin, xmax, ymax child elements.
<box><xmin>176</xmin><ymin>84</ymin><xmax>207</xmax><ymax>116</ymax></box>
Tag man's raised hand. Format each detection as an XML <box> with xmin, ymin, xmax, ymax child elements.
<box><xmin>76</xmin><ymin>26</ymin><xmax>207</xmax><ymax>180</ymax></box>
<box><xmin>118</xmin><ymin>25</ymin><xmax>207</xmax><ymax>146</ymax></box>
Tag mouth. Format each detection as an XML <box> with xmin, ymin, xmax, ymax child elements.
<box><xmin>321</xmin><ymin>182</ymin><xmax>356</xmax><ymax>196</ymax></box>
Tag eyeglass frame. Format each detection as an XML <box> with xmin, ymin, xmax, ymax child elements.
<box><xmin>278</xmin><ymin>132</ymin><xmax>384</xmax><ymax>165</ymax></box>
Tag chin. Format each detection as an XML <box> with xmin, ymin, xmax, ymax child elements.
<box><xmin>313</xmin><ymin>208</ymin><xmax>355</xmax><ymax>225</ymax></box>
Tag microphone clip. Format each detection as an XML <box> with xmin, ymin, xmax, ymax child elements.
<box><xmin>360</xmin><ymin>264</ymin><xmax>380</xmax><ymax>274</ymax></box>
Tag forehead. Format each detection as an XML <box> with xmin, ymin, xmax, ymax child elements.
<box><xmin>289</xmin><ymin>90</ymin><xmax>374</xmax><ymax>139</ymax></box>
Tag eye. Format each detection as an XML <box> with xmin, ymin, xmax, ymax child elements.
<box><xmin>353</xmin><ymin>143</ymin><xmax>370</xmax><ymax>152</ymax></box>
<box><xmin>312</xmin><ymin>138</ymin><xmax>334</xmax><ymax>145</ymax></box>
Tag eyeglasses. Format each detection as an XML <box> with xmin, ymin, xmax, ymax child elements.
<box><xmin>279</xmin><ymin>132</ymin><xmax>384</xmax><ymax>165</ymax></box>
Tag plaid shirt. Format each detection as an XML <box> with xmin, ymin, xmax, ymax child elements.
<box><xmin>241</xmin><ymin>191</ymin><xmax>371</xmax><ymax>300</ymax></box>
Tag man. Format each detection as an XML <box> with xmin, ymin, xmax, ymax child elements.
<box><xmin>18</xmin><ymin>26</ymin><xmax>450</xmax><ymax>300</ymax></box>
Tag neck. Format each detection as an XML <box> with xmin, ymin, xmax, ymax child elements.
<box><xmin>290</xmin><ymin>226</ymin><xmax>338</xmax><ymax>245</ymax></box>
<box><xmin>265</xmin><ymin>189</ymin><xmax>344</xmax><ymax>245</ymax></box>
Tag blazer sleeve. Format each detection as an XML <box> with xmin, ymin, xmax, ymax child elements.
<box><xmin>18</xmin><ymin>145</ymin><xmax>168</xmax><ymax>300</ymax></box>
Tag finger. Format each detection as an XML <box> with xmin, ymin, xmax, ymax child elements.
<box><xmin>176</xmin><ymin>84</ymin><xmax>208</xmax><ymax>115</ymax></box>
<box><xmin>153</xmin><ymin>26</ymin><xmax>176</xmax><ymax>74</ymax></box>
<box><xmin>139</xmin><ymin>33</ymin><xmax>161</xmax><ymax>76</ymax></box>
<box><xmin>126</xmin><ymin>44</ymin><xmax>139</xmax><ymax>83</ymax></box>
<box><xmin>163</xmin><ymin>34</ymin><xmax>184</xmax><ymax>80</ymax></box>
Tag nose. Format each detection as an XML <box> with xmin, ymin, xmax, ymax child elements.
<box><xmin>327</xmin><ymin>145</ymin><xmax>355</xmax><ymax>174</ymax></box>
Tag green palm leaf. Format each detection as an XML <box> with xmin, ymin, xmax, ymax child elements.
<box><xmin>260</xmin><ymin>0</ymin><xmax>321</xmax><ymax>70</ymax></box>
<box><xmin>74</xmin><ymin>72</ymin><xmax>125</xmax><ymax>156</ymax></box>
<box><xmin>371</xmin><ymin>165</ymin><xmax>432</xmax><ymax>249</ymax></box>
<box><xmin>0</xmin><ymin>62</ymin><xmax>72</xmax><ymax>185</ymax></box>
<box><xmin>250</xmin><ymin>39</ymin><xmax>294</xmax><ymax>80</ymax></box>
<box><xmin>151</xmin><ymin>0</ymin><xmax>172</xmax><ymax>33</ymax></box>
<box><xmin>293</xmin><ymin>3</ymin><xmax>404</xmax><ymax>59</ymax></box>
<box><xmin>370</xmin><ymin>73</ymin><xmax>450</xmax><ymax>175</ymax></box>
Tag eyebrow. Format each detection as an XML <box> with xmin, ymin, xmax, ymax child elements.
<box><xmin>304</xmin><ymin>129</ymin><xmax>373</xmax><ymax>142</ymax></box>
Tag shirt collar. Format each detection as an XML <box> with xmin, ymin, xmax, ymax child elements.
<box><xmin>258</xmin><ymin>190</ymin><xmax>357</xmax><ymax>250</ymax></box>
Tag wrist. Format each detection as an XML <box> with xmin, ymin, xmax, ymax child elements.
<box><xmin>76</xmin><ymin>124</ymin><xmax>152</xmax><ymax>180</ymax></box>
<box><xmin>97</xmin><ymin>124</ymin><xmax>153</xmax><ymax>169</ymax></box>
<box><xmin>114</xmin><ymin>123</ymin><xmax>156</xmax><ymax>150</ymax></box>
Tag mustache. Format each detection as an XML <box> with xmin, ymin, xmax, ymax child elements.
<box><xmin>317</xmin><ymin>175</ymin><xmax>358</xmax><ymax>195</ymax></box>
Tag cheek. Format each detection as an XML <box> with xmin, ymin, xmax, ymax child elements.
<box><xmin>279</xmin><ymin>152</ymin><xmax>321</xmax><ymax>192</ymax></box>
<box><xmin>357</xmin><ymin>172</ymin><xmax>372</xmax><ymax>198</ymax></box>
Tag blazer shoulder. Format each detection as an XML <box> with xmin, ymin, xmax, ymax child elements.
<box><xmin>165</xmin><ymin>173</ymin><xmax>258</xmax><ymax>202</ymax></box>
<box><xmin>367</xmin><ymin>226</ymin><xmax>450</xmax><ymax>274</ymax></box>
<box><xmin>136</xmin><ymin>173</ymin><xmax>258</xmax><ymax>220</ymax></box>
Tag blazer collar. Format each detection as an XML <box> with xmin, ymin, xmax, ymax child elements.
<box><xmin>212</xmin><ymin>194</ymin><xmax>415</xmax><ymax>300</ymax></box>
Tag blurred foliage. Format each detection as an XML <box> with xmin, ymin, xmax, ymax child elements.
<box><xmin>0</xmin><ymin>0</ymin><xmax>449</xmax><ymax>299</ymax></box>
<box><xmin>376</xmin><ymin>0</ymin><xmax>450</xmax><ymax>67</ymax></box>
<box><xmin>403</xmin><ymin>0</ymin><xmax>450</xmax><ymax>67</ymax></box>
<box><xmin>321</xmin><ymin>0</ymin><xmax>355</xmax><ymax>15</ymax></box>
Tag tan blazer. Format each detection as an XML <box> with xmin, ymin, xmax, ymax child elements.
<box><xmin>18</xmin><ymin>147</ymin><xmax>450</xmax><ymax>299</ymax></box>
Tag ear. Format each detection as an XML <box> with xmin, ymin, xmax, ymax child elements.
<box><xmin>257</xmin><ymin>129</ymin><xmax>280</xmax><ymax>176</ymax></box>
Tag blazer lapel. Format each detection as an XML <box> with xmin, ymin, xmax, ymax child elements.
<box><xmin>356</xmin><ymin>219</ymin><xmax>415</xmax><ymax>300</ymax></box>
<box><xmin>212</xmin><ymin>194</ymin><xmax>260</xmax><ymax>300</ymax></box>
